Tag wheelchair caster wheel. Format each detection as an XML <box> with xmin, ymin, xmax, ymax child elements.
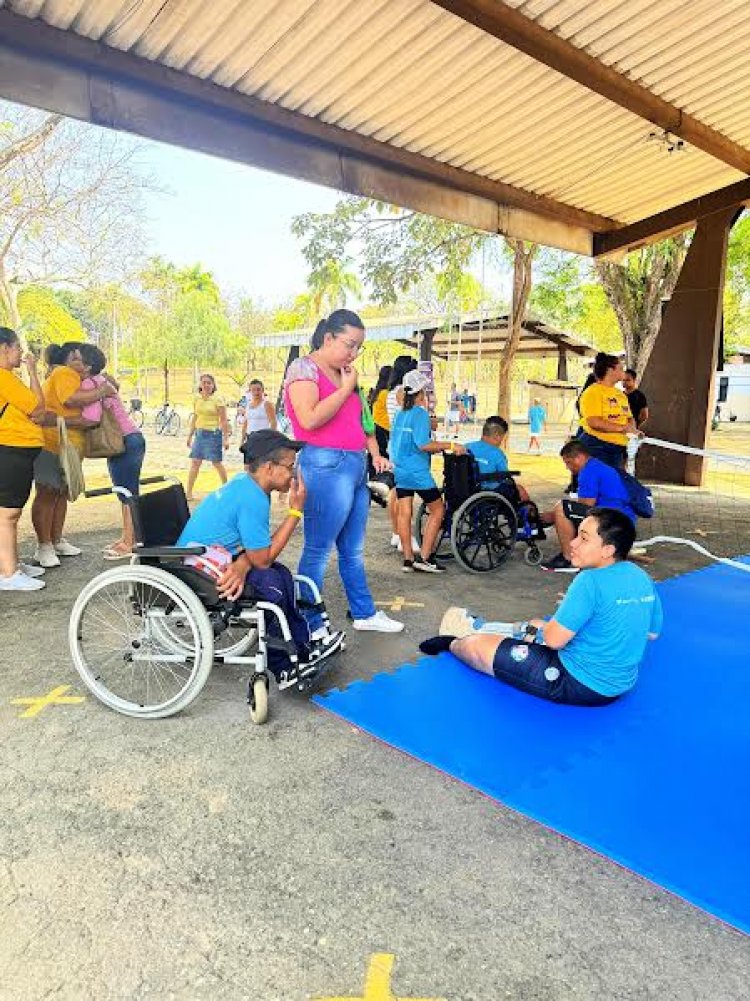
<box><xmin>248</xmin><ymin>675</ymin><xmax>269</xmax><ymax>725</ymax></box>
<box><xmin>524</xmin><ymin>546</ymin><xmax>543</xmax><ymax>566</ymax></box>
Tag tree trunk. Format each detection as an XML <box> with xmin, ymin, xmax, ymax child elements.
<box><xmin>0</xmin><ymin>269</ymin><xmax>23</xmax><ymax>339</ymax></box>
<box><xmin>496</xmin><ymin>240</ymin><xmax>538</xmax><ymax>417</ymax></box>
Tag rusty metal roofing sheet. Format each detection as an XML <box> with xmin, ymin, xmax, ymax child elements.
<box><xmin>3</xmin><ymin>0</ymin><xmax>750</xmax><ymax>226</ymax></box>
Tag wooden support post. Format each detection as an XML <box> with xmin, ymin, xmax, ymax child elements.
<box><xmin>420</xmin><ymin>330</ymin><xmax>435</xmax><ymax>362</ymax></box>
<box><xmin>639</xmin><ymin>207</ymin><xmax>739</xmax><ymax>485</ymax></box>
<box><xmin>556</xmin><ymin>345</ymin><xmax>568</xmax><ymax>382</ymax></box>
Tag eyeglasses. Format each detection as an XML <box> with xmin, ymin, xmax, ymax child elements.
<box><xmin>272</xmin><ymin>460</ymin><xmax>296</xmax><ymax>471</ymax></box>
<box><xmin>338</xmin><ymin>337</ymin><xmax>362</xmax><ymax>356</ymax></box>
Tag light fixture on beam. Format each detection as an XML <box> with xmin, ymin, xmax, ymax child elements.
<box><xmin>645</xmin><ymin>129</ymin><xmax>686</xmax><ymax>155</ymax></box>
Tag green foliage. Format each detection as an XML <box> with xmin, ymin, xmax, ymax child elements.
<box><xmin>725</xmin><ymin>213</ymin><xmax>750</xmax><ymax>354</ymax></box>
<box><xmin>14</xmin><ymin>286</ymin><xmax>85</xmax><ymax>347</ymax></box>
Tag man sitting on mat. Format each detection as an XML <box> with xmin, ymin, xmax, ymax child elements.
<box><xmin>541</xmin><ymin>439</ymin><xmax>635</xmax><ymax>573</ymax></box>
<box><xmin>177</xmin><ymin>428</ymin><xmax>344</xmax><ymax>681</ymax></box>
<box><xmin>420</xmin><ymin>507</ymin><xmax>662</xmax><ymax>707</ymax></box>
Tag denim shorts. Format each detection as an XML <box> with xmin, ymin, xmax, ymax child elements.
<box><xmin>492</xmin><ymin>638</ymin><xmax>619</xmax><ymax>707</ymax></box>
<box><xmin>190</xmin><ymin>428</ymin><xmax>223</xmax><ymax>461</ymax></box>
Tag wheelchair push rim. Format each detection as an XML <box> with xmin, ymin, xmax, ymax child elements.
<box><xmin>450</xmin><ymin>491</ymin><xmax>517</xmax><ymax>574</ymax></box>
<box><xmin>69</xmin><ymin>565</ymin><xmax>214</xmax><ymax>718</ymax></box>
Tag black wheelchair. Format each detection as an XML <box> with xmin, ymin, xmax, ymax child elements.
<box><xmin>415</xmin><ymin>453</ymin><xmax>546</xmax><ymax>573</ymax></box>
<box><xmin>68</xmin><ymin>480</ymin><xmax>341</xmax><ymax>724</ymax></box>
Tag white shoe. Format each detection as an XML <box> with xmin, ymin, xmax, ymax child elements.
<box><xmin>390</xmin><ymin>533</ymin><xmax>400</xmax><ymax>549</ymax></box>
<box><xmin>54</xmin><ymin>538</ymin><xmax>82</xmax><ymax>557</ymax></box>
<box><xmin>439</xmin><ymin>606</ymin><xmax>477</xmax><ymax>638</ymax></box>
<box><xmin>19</xmin><ymin>562</ymin><xmax>45</xmax><ymax>578</ymax></box>
<box><xmin>0</xmin><ymin>571</ymin><xmax>45</xmax><ymax>591</ymax></box>
<box><xmin>353</xmin><ymin>610</ymin><xmax>404</xmax><ymax>633</ymax></box>
<box><xmin>34</xmin><ymin>543</ymin><xmax>61</xmax><ymax>568</ymax></box>
<box><xmin>393</xmin><ymin>535</ymin><xmax>420</xmax><ymax>553</ymax></box>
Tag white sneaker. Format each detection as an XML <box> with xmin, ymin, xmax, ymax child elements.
<box><xmin>34</xmin><ymin>544</ymin><xmax>61</xmax><ymax>568</ymax></box>
<box><xmin>353</xmin><ymin>610</ymin><xmax>404</xmax><ymax>633</ymax></box>
<box><xmin>54</xmin><ymin>538</ymin><xmax>82</xmax><ymax>557</ymax></box>
<box><xmin>0</xmin><ymin>571</ymin><xmax>45</xmax><ymax>591</ymax></box>
<box><xmin>393</xmin><ymin>535</ymin><xmax>420</xmax><ymax>554</ymax></box>
<box><xmin>439</xmin><ymin>606</ymin><xmax>477</xmax><ymax>638</ymax></box>
<box><xmin>19</xmin><ymin>562</ymin><xmax>45</xmax><ymax>578</ymax></box>
<box><xmin>390</xmin><ymin>533</ymin><xmax>400</xmax><ymax>549</ymax></box>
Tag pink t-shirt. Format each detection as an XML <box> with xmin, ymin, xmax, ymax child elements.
<box><xmin>284</xmin><ymin>357</ymin><xmax>366</xmax><ymax>451</ymax></box>
<box><xmin>81</xmin><ymin>375</ymin><xmax>139</xmax><ymax>436</ymax></box>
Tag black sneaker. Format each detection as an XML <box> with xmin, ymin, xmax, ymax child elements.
<box><xmin>402</xmin><ymin>559</ymin><xmax>415</xmax><ymax>572</ymax></box>
<box><xmin>540</xmin><ymin>553</ymin><xmax>579</xmax><ymax>573</ymax></box>
<box><xmin>413</xmin><ymin>554</ymin><xmax>446</xmax><ymax>574</ymax></box>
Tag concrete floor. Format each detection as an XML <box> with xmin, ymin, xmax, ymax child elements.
<box><xmin>2</xmin><ymin>440</ymin><xmax>750</xmax><ymax>1000</ymax></box>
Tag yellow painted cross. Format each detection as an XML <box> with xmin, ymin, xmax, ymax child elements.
<box><xmin>375</xmin><ymin>597</ymin><xmax>425</xmax><ymax>612</ymax></box>
<box><xmin>10</xmin><ymin>684</ymin><xmax>86</xmax><ymax>718</ymax></box>
<box><xmin>312</xmin><ymin>953</ymin><xmax>445</xmax><ymax>1001</ymax></box>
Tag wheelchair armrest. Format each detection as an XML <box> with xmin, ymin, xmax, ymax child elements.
<box><xmin>136</xmin><ymin>545</ymin><xmax>207</xmax><ymax>558</ymax></box>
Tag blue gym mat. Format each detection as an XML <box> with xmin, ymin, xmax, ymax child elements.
<box><xmin>314</xmin><ymin>561</ymin><xmax>750</xmax><ymax>934</ymax></box>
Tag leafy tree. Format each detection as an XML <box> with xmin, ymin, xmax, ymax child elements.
<box><xmin>725</xmin><ymin>212</ymin><xmax>750</xmax><ymax>355</ymax></box>
<box><xmin>307</xmin><ymin>258</ymin><xmax>362</xmax><ymax>316</ymax></box>
<box><xmin>0</xmin><ymin>102</ymin><xmax>149</xmax><ymax>336</ymax></box>
<box><xmin>16</xmin><ymin>286</ymin><xmax>85</xmax><ymax>347</ymax></box>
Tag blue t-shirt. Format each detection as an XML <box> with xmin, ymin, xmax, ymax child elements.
<box><xmin>555</xmin><ymin>561</ymin><xmax>663</xmax><ymax>696</ymax></box>
<box><xmin>578</xmin><ymin>457</ymin><xmax>635</xmax><ymax>521</ymax></box>
<box><xmin>390</xmin><ymin>406</ymin><xmax>436</xmax><ymax>490</ymax></box>
<box><xmin>176</xmin><ymin>473</ymin><xmax>271</xmax><ymax>554</ymax></box>
<box><xmin>528</xmin><ymin>405</ymin><xmax>546</xmax><ymax>433</ymax></box>
<box><xmin>467</xmin><ymin>439</ymin><xmax>508</xmax><ymax>489</ymax></box>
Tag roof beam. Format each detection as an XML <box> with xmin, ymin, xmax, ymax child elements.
<box><xmin>594</xmin><ymin>177</ymin><xmax>750</xmax><ymax>256</ymax></box>
<box><xmin>432</xmin><ymin>0</ymin><xmax>750</xmax><ymax>175</ymax></box>
<box><xmin>0</xmin><ymin>8</ymin><xmax>610</xmax><ymax>254</ymax></box>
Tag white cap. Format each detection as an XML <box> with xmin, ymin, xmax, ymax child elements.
<box><xmin>402</xmin><ymin>370</ymin><xmax>430</xmax><ymax>395</ymax></box>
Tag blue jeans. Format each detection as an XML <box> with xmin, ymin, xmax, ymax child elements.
<box><xmin>297</xmin><ymin>446</ymin><xmax>375</xmax><ymax>624</ymax></box>
<box><xmin>108</xmin><ymin>432</ymin><xmax>146</xmax><ymax>500</ymax></box>
<box><xmin>576</xmin><ymin>432</ymin><xmax>626</xmax><ymax>469</ymax></box>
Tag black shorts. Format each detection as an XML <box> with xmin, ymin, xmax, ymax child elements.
<box><xmin>492</xmin><ymin>638</ymin><xmax>618</xmax><ymax>707</ymax></box>
<box><xmin>0</xmin><ymin>445</ymin><xmax>42</xmax><ymax>509</ymax></box>
<box><xmin>395</xmin><ymin>487</ymin><xmax>442</xmax><ymax>503</ymax></box>
<box><xmin>563</xmin><ymin>498</ymin><xmax>588</xmax><ymax>525</ymax></box>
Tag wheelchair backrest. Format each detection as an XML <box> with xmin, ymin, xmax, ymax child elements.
<box><xmin>130</xmin><ymin>484</ymin><xmax>190</xmax><ymax>547</ymax></box>
<box><xmin>443</xmin><ymin>453</ymin><xmax>482</xmax><ymax>508</ymax></box>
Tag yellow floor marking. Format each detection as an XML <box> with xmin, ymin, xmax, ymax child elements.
<box><xmin>375</xmin><ymin>597</ymin><xmax>425</xmax><ymax>612</ymax></box>
<box><xmin>312</xmin><ymin>952</ymin><xmax>445</xmax><ymax>1001</ymax></box>
<box><xmin>10</xmin><ymin>684</ymin><xmax>86</xmax><ymax>718</ymax></box>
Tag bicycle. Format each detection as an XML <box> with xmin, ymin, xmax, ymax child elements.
<box><xmin>154</xmin><ymin>402</ymin><xmax>181</xmax><ymax>436</ymax></box>
<box><xmin>127</xmin><ymin>398</ymin><xmax>144</xmax><ymax>429</ymax></box>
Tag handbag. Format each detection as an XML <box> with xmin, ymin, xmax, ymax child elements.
<box><xmin>57</xmin><ymin>417</ymin><xmax>86</xmax><ymax>502</ymax></box>
<box><xmin>84</xmin><ymin>404</ymin><xmax>125</xmax><ymax>459</ymax></box>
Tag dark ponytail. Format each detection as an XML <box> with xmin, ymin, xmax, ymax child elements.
<box><xmin>45</xmin><ymin>343</ymin><xmax>67</xmax><ymax>367</ymax></box>
<box><xmin>310</xmin><ymin>309</ymin><xmax>364</xmax><ymax>350</ymax></box>
<box><xmin>593</xmin><ymin>352</ymin><xmax>620</xmax><ymax>380</ymax></box>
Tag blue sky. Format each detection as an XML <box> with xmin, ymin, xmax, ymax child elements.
<box><xmin>140</xmin><ymin>140</ymin><xmax>341</xmax><ymax>305</ymax></box>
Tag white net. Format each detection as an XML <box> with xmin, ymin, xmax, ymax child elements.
<box><xmin>629</xmin><ymin>436</ymin><xmax>750</xmax><ymax>574</ymax></box>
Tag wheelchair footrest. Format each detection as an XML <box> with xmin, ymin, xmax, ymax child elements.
<box><xmin>296</xmin><ymin>599</ymin><xmax>325</xmax><ymax>612</ymax></box>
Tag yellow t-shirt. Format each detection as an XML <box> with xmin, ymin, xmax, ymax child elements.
<box><xmin>579</xmin><ymin>382</ymin><xmax>631</xmax><ymax>446</ymax></box>
<box><xmin>193</xmin><ymin>394</ymin><xmax>225</xmax><ymax>431</ymax></box>
<box><xmin>372</xmin><ymin>389</ymin><xmax>390</xmax><ymax>430</ymax></box>
<box><xmin>0</xmin><ymin>369</ymin><xmax>44</xmax><ymax>448</ymax></box>
<box><xmin>42</xmin><ymin>366</ymin><xmax>84</xmax><ymax>453</ymax></box>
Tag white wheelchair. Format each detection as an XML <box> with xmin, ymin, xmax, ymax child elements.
<box><xmin>68</xmin><ymin>480</ymin><xmax>342</xmax><ymax>724</ymax></box>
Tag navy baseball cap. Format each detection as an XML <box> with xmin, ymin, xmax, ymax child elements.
<box><xmin>239</xmin><ymin>429</ymin><xmax>305</xmax><ymax>462</ymax></box>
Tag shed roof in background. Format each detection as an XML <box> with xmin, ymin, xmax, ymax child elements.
<box><xmin>2</xmin><ymin>1</ymin><xmax>750</xmax><ymax>255</ymax></box>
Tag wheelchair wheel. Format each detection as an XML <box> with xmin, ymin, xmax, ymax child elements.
<box><xmin>524</xmin><ymin>545</ymin><xmax>543</xmax><ymax>566</ymax></box>
<box><xmin>248</xmin><ymin>675</ymin><xmax>269</xmax><ymax>725</ymax></box>
<box><xmin>69</xmin><ymin>565</ymin><xmax>214</xmax><ymax>718</ymax></box>
<box><xmin>150</xmin><ymin>612</ymin><xmax>256</xmax><ymax>658</ymax></box>
<box><xmin>415</xmin><ymin>499</ymin><xmax>452</xmax><ymax>560</ymax></box>
<box><xmin>450</xmin><ymin>491</ymin><xmax>517</xmax><ymax>574</ymax></box>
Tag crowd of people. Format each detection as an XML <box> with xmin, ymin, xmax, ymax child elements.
<box><xmin>0</xmin><ymin>315</ymin><xmax>659</xmax><ymax>712</ymax></box>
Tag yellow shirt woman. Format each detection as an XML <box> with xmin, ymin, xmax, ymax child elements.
<box><xmin>193</xmin><ymin>393</ymin><xmax>226</xmax><ymax>431</ymax></box>
<box><xmin>579</xmin><ymin>382</ymin><xmax>631</xmax><ymax>446</ymax></box>
<box><xmin>0</xmin><ymin>369</ymin><xmax>44</xmax><ymax>449</ymax></box>
<box><xmin>372</xmin><ymin>388</ymin><xmax>390</xmax><ymax>430</ymax></box>
<box><xmin>42</xmin><ymin>365</ymin><xmax>84</xmax><ymax>453</ymax></box>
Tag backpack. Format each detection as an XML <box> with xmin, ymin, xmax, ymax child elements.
<box><xmin>618</xmin><ymin>469</ymin><xmax>654</xmax><ymax>519</ymax></box>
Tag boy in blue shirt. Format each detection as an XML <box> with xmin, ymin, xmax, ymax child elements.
<box><xmin>527</xmin><ymin>398</ymin><xmax>546</xmax><ymax>452</ymax></box>
<box><xmin>467</xmin><ymin>416</ymin><xmax>510</xmax><ymax>488</ymax></box>
<box><xmin>177</xmin><ymin>428</ymin><xmax>344</xmax><ymax>683</ymax></box>
<box><xmin>390</xmin><ymin>370</ymin><xmax>466</xmax><ymax>573</ymax></box>
<box><xmin>541</xmin><ymin>439</ymin><xmax>635</xmax><ymax>573</ymax></box>
<box><xmin>420</xmin><ymin>507</ymin><xmax>662</xmax><ymax>706</ymax></box>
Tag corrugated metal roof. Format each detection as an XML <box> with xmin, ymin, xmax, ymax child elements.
<box><xmin>3</xmin><ymin>0</ymin><xmax>750</xmax><ymax>228</ymax></box>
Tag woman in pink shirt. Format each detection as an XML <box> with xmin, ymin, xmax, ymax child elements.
<box><xmin>80</xmin><ymin>344</ymin><xmax>146</xmax><ymax>559</ymax></box>
<box><xmin>285</xmin><ymin>310</ymin><xmax>403</xmax><ymax>633</ymax></box>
